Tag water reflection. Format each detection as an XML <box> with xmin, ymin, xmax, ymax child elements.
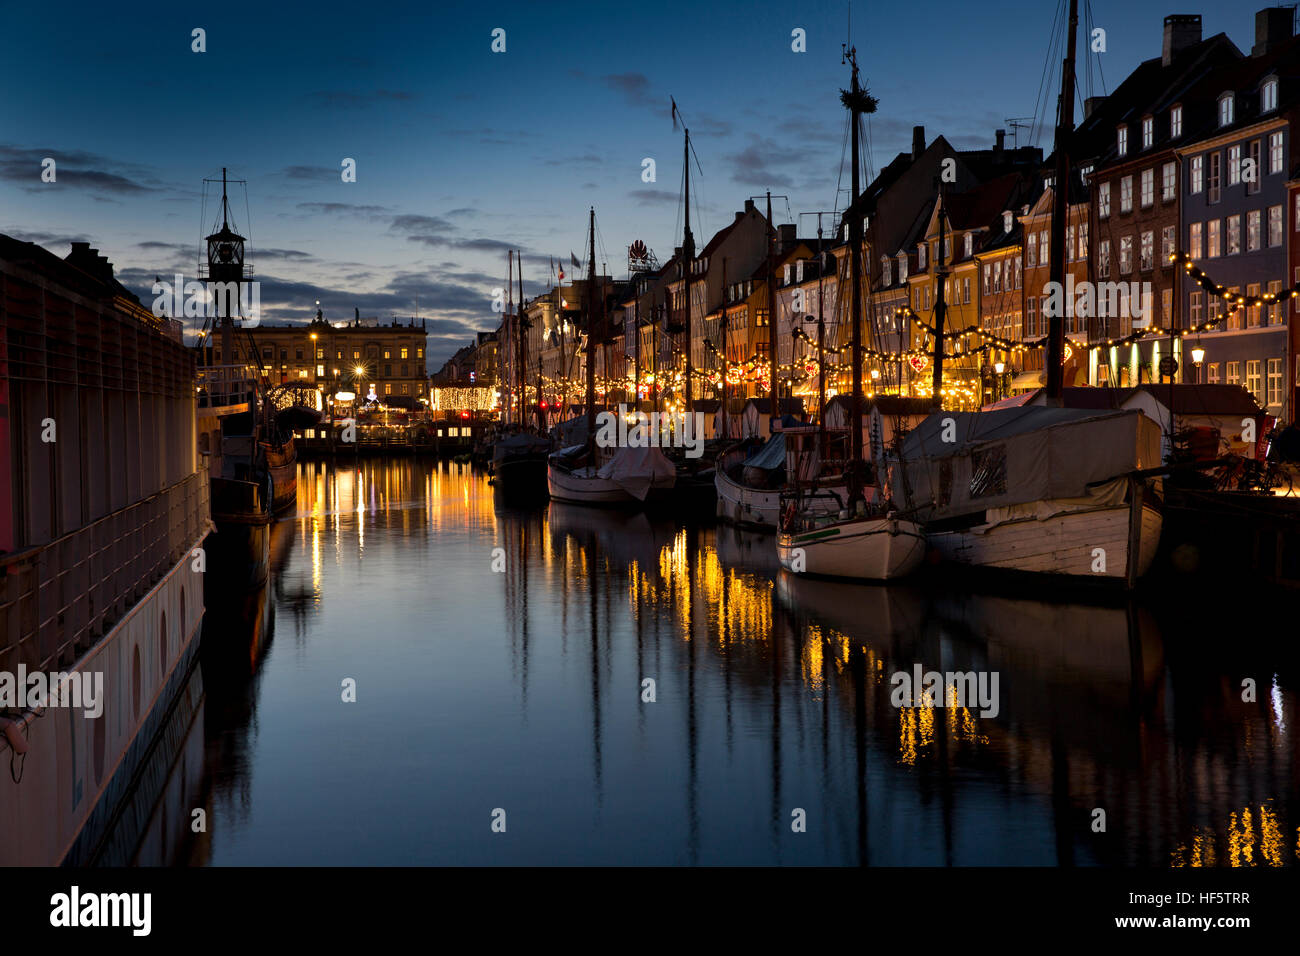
<box><xmin>113</xmin><ymin>458</ymin><xmax>1296</xmax><ymax>866</ymax></box>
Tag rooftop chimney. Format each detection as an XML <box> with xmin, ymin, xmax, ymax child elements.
<box><xmin>912</xmin><ymin>125</ymin><xmax>925</xmax><ymax>159</ymax></box>
<box><xmin>994</xmin><ymin>128</ymin><xmax>1005</xmax><ymax>157</ymax></box>
<box><xmin>778</xmin><ymin>222</ymin><xmax>796</xmax><ymax>253</ymax></box>
<box><xmin>744</xmin><ymin>198</ymin><xmax>756</xmax><ymax>215</ymax></box>
<box><xmin>1083</xmin><ymin>95</ymin><xmax>1108</xmax><ymax>119</ymax></box>
<box><xmin>1162</xmin><ymin>14</ymin><xmax>1202</xmax><ymax>66</ymax></box>
<box><xmin>1252</xmin><ymin>6</ymin><xmax>1293</xmax><ymax>56</ymax></box>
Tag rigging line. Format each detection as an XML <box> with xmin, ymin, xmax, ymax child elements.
<box><xmin>1085</xmin><ymin>0</ymin><xmax>1109</xmax><ymax>96</ymax></box>
<box><xmin>1029</xmin><ymin>0</ymin><xmax>1066</xmax><ymax>149</ymax></box>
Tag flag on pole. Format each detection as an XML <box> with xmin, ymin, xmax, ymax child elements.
<box><xmin>570</xmin><ymin>251</ymin><xmax>581</xmax><ymax>271</ymax></box>
<box><xmin>671</xmin><ymin>96</ymin><xmax>680</xmax><ymax>130</ymax></box>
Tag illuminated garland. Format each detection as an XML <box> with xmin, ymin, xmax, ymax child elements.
<box><xmin>1172</xmin><ymin>252</ymin><xmax>1300</xmax><ymax>310</ymax></box>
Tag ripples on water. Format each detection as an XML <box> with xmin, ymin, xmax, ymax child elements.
<box><xmin>122</xmin><ymin>458</ymin><xmax>1298</xmax><ymax>866</ymax></box>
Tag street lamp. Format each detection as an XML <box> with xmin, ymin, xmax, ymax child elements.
<box><xmin>994</xmin><ymin>360</ymin><xmax>1005</xmax><ymax>402</ymax></box>
<box><xmin>1191</xmin><ymin>344</ymin><xmax>1205</xmax><ymax>383</ymax></box>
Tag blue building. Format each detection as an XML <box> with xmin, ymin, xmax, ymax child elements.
<box><xmin>1176</xmin><ymin>11</ymin><xmax>1300</xmax><ymax>417</ymax></box>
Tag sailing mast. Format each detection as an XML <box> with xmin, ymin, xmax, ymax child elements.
<box><xmin>931</xmin><ymin>188</ymin><xmax>948</xmax><ymax>409</ymax></box>
<box><xmin>516</xmin><ymin>250</ymin><xmax>530</xmax><ymax>427</ymax></box>
<box><xmin>674</xmin><ymin>99</ymin><xmax>696</xmax><ymax>413</ymax></box>
<box><xmin>584</xmin><ymin>208</ymin><xmax>598</xmax><ymax>461</ymax></box>
<box><xmin>1046</xmin><ymin>0</ymin><xmax>1080</xmax><ymax>405</ymax></box>
<box><xmin>844</xmin><ymin>48</ymin><xmax>867</xmax><ymax>506</ymax></box>
<box><xmin>766</xmin><ymin>191</ymin><xmax>779</xmax><ymax>421</ymax></box>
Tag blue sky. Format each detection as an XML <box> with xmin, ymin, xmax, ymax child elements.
<box><xmin>0</xmin><ymin>0</ymin><xmax>1263</xmax><ymax>366</ymax></box>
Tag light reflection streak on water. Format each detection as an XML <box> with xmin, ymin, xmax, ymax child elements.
<box><xmin>154</xmin><ymin>459</ymin><xmax>1300</xmax><ymax>866</ymax></box>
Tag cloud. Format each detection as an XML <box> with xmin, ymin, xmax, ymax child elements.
<box><xmin>304</xmin><ymin>89</ymin><xmax>415</xmax><ymax>108</ymax></box>
<box><xmin>279</xmin><ymin>165</ymin><xmax>338</xmax><ymax>181</ymax></box>
<box><xmin>629</xmin><ymin>188</ymin><xmax>676</xmax><ymax>206</ymax></box>
<box><xmin>389</xmin><ymin>214</ymin><xmax>523</xmax><ymax>254</ymax></box>
<box><xmin>601</xmin><ymin>72</ymin><xmax>654</xmax><ymax>106</ymax></box>
<box><xmin>725</xmin><ymin>134</ymin><xmax>805</xmax><ymax>188</ymax></box>
<box><xmin>544</xmin><ymin>153</ymin><xmax>604</xmax><ymax>167</ymax></box>
<box><xmin>0</xmin><ymin>145</ymin><xmax>161</xmax><ymax>195</ymax></box>
<box><xmin>296</xmin><ymin>201</ymin><xmax>390</xmax><ymax>218</ymax></box>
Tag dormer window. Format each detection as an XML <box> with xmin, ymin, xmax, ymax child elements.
<box><xmin>1003</xmin><ymin>211</ymin><xmax>1013</xmax><ymax>233</ymax></box>
<box><xmin>898</xmin><ymin>254</ymin><xmax>908</xmax><ymax>283</ymax></box>
<box><xmin>881</xmin><ymin>256</ymin><xmax>891</xmax><ymax>286</ymax></box>
<box><xmin>1117</xmin><ymin>125</ymin><xmax>1128</xmax><ymax>157</ymax></box>
<box><xmin>1142</xmin><ymin>116</ymin><xmax>1154</xmax><ymax>149</ymax></box>
<box><xmin>963</xmin><ymin>233</ymin><xmax>973</xmax><ymax>257</ymax></box>
<box><xmin>1218</xmin><ymin>93</ymin><xmax>1234</xmax><ymax>127</ymax></box>
<box><xmin>1261</xmin><ymin>77</ymin><xmax>1278</xmax><ymax>113</ymax></box>
<box><xmin>917</xmin><ymin>242</ymin><xmax>927</xmax><ymax>269</ymax></box>
<box><xmin>1170</xmin><ymin>105</ymin><xmax>1183</xmax><ymax>138</ymax></box>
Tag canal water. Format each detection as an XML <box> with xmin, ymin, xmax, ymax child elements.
<box><xmin>118</xmin><ymin>457</ymin><xmax>1298</xmax><ymax>865</ymax></box>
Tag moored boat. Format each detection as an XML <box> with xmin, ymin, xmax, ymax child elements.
<box><xmin>894</xmin><ymin>407</ymin><xmax>1164</xmax><ymax>588</ymax></box>
<box><xmin>547</xmin><ymin>444</ymin><xmax>676</xmax><ymax>506</ymax></box>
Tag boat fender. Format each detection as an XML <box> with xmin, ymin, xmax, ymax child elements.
<box><xmin>1</xmin><ymin>718</ymin><xmax>28</xmax><ymax>755</ymax></box>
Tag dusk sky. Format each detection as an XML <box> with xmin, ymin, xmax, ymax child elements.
<box><xmin>0</xmin><ymin>0</ymin><xmax>1263</xmax><ymax>367</ymax></box>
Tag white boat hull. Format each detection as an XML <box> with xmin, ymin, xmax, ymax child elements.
<box><xmin>926</xmin><ymin>497</ymin><xmax>1162</xmax><ymax>585</ymax></box>
<box><xmin>714</xmin><ymin>467</ymin><xmax>781</xmax><ymax>529</ymax></box>
<box><xmin>546</xmin><ymin>463</ymin><xmax>674</xmax><ymax>506</ymax></box>
<box><xmin>778</xmin><ymin>516</ymin><xmax>927</xmax><ymax>580</ymax></box>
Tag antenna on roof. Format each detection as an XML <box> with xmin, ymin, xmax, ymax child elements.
<box><xmin>1005</xmin><ymin>118</ymin><xmax>1032</xmax><ymax>148</ymax></box>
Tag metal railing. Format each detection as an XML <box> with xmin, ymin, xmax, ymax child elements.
<box><xmin>196</xmin><ymin>364</ymin><xmax>258</xmax><ymax>408</ymax></box>
<box><xmin>0</xmin><ymin>472</ymin><xmax>209</xmax><ymax>675</ymax></box>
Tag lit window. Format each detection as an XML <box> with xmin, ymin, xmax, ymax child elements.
<box><xmin>1269</xmin><ymin>132</ymin><xmax>1284</xmax><ymax>175</ymax></box>
<box><xmin>1162</xmin><ymin>162</ymin><xmax>1176</xmax><ymax>201</ymax></box>
<box><xmin>1267</xmin><ymin>358</ymin><xmax>1282</xmax><ymax>406</ymax></box>
<box><xmin>1142</xmin><ymin>116</ymin><xmax>1153</xmax><ymax>148</ymax></box>
<box><xmin>1207</xmin><ymin>219</ymin><xmax>1221</xmax><ymax>257</ymax></box>
<box><xmin>1117</xmin><ymin>125</ymin><xmax>1128</xmax><ymax>156</ymax></box>
<box><xmin>1140</xmin><ymin>231</ymin><xmax>1154</xmax><ymax>271</ymax></box>
<box><xmin>1189</xmin><ymin>222</ymin><xmax>1202</xmax><ymax>259</ymax></box>
<box><xmin>1119</xmin><ymin>235</ymin><xmax>1133</xmax><ymax>274</ymax></box>
<box><xmin>1026</xmin><ymin>232</ymin><xmax>1037</xmax><ymax>267</ymax></box>
<box><xmin>1098</xmin><ymin>181</ymin><xmax>1111</xmax><ymax>218</ymax></box>
<box><xmin>1120</xmin><ymin>176</ymin><xmax>1133</xmax><ymax>212</ymax></box>
<box><xmin>1207</xmin><ymin>152</ymin><xmax>1221</xmax><ymax>203</ymax></box>
<box><xmin>1228</xmin><ymin>145</ymin><xmax>1241</xmax><ymax>186</ymax></box>
<box><xmin>1262</xmin><ymin>78</ymin><xmax>1278</xmax><ymax>113</ymax></box>
<box><xmin>1218</xmin><ymin>94</ymin><xmax>1234</xmax><ymax>127</ymax></box>
<box><xmin>1170</xmin><ymin>105</ymin><xmax>1182</xmax><ymax>138</ymax></box>
<box><xmin>1247</xmin><ymin>210</ymin><xmax>1261</xmax><ymax>251</ymax></box>
<box><xmin>1268</xmin><ymin>205</ymin><xmax>1283</xmax><ymax>246</ymax></box>
<box><xmin>1161</xmin><ymin>226</ymin><xmax>1175</xmax><ymax>264</ymax></box>
<box><xmin>1227</xmin><ymin>215</ymin><xmax>1241</xmax><ymax>255</ymax></box>
<box><xmin>1098</xmin><ymin>239</ymin><xmax>1110</xmax><ymax>278</ymax></box>
<box><xmin>1190</xmin><ymin>155</ymin><xmax>1203</xmax><ymax>193</ymax></box>
<box><xmin>1140</xmin><ymin>169</ymin><xmax>1154</xmax><ymax>207</ymax></box>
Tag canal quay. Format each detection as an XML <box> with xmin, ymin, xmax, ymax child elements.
<box><xmin>79</xmin><ymin>456</ymin><xmax>1293</xmax><ymax>867</ymax></box>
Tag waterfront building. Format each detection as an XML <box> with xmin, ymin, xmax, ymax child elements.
<box><xmin>1020</xmin><ymin>187</ymin><xmax>1091</xmax><ymax>389</ymax></box>
<box><xmin>1174</xmin><ymin>12</ymin><xmax>1299</xmax><ymax>414</ymax></box>
<box><xmin>664</xmin><ymin>200</ymin><xmax>769</xmax><ymax>407</ymax></box>
<box><xmin>1082</xmin><ymin>14</ymin><xmax>1243</xmax><ymax>387</ymax></box>
<box><xmin>207</xmin><ymin>307</ymin><xmax>428</xmax><ymax>408</ymax></box>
